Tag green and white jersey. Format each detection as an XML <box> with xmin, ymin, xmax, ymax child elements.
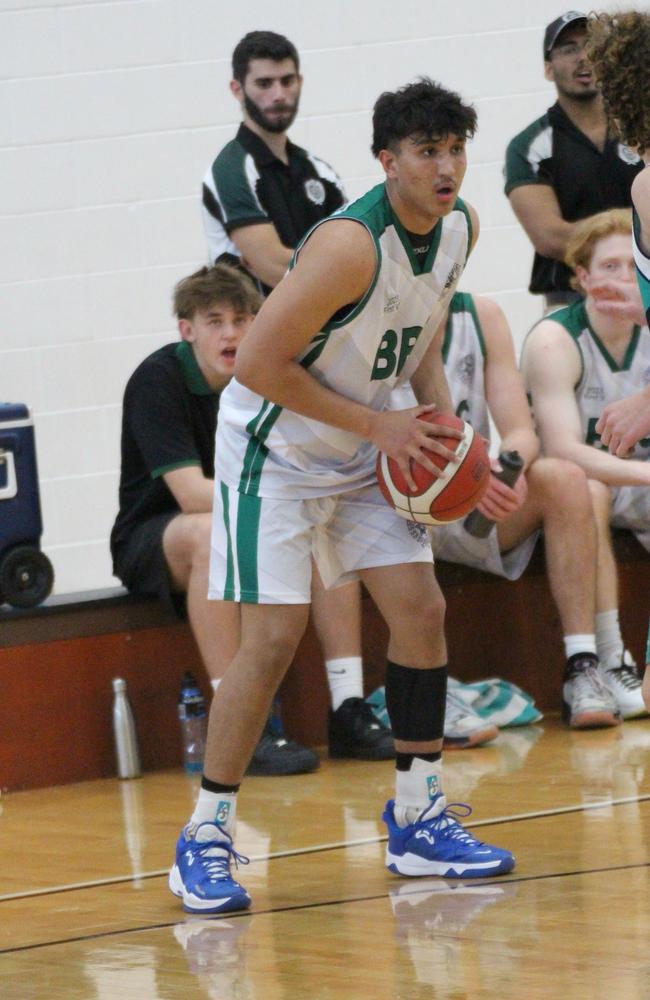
<box><xmin>442</xmin><ymin>292</ymin><xmax>489</xmax><ymax>441</ymax></box>
<box><xmin>215</xmin><ymin>183</ymin><xmax>472</xmax><ymax>499</ymax></box>
<box><xmin>533</xmin><ymin>300</ymin><xmax>650</xmax><ymax>458</ymax></box>
<box><xmin>633</xmin><ymin>207</ymin><xmax>650</xmax><ymax>328</ymax></box>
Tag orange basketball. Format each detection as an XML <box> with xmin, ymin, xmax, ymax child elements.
<box><xmin>376</xmin><ymin>412</ymin><xmax>491</xmax><ymax>525</ymax></box>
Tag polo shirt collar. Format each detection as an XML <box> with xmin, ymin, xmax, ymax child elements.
<box><xmin>548</xmin><ymin>101</ymin><xmax>614</xmax><ymax>145</ymax></box>
<box><xmin>236</xmin><ymin>122</ymin><xmax>307</xmax><ymax>166</ymax></box>
<box><xmin>175</xmin><ymin>341</ymin><xmax>214</xmax><ymax>396</ymax></box>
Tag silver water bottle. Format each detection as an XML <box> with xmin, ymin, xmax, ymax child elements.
<box><xmin>112</xmin><ymin>677</ymin><xmax>141</xmax><ymax>779</ymax></box>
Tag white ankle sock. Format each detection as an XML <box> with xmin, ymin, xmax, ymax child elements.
<box><xmin>596</xmin><ymin>610</ymin><xmax>624</xmax><ymax>669</ymax></box>
<box><xmin>325</xmin><ymin>656</ymin><xmax>363</xmax><ymax>711</ymax></box>
<box><xmin>563</xmin><ymin>634</ymin><xmax>597</xmax><ymax>660</ymax></box>
<box><xmin>394</xmin><ymin>758</ymin><xmax>443</xmax><ymax>827</ymax></box>
<box><xmin>189</xmin><ymin>788</ymin><xmax>237</xmax><ymax>838</ymax></box>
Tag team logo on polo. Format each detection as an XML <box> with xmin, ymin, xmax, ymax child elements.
<box><xmin>305</xmin><ymin>179</ymin><xmax>326</xmax><ymax>205</ymax></box>
<box><xmin>618</xmin><ymin>143</ymin><xmax>641</xmax><ymax>166</ymax></box>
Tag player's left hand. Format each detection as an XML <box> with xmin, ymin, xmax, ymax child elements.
<box><xmin>474</xmin><ymin>459</ymin><xmax>527</xmax><ymax>523</ymax></box>
<box><xmin>596</xmin><ymin>390</ymin><xmax>650</xmax><ymax>456</ymax></box>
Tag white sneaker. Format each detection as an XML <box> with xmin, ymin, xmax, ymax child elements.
<box><xmin>562</xmin><ymin>657</ymin><xmax>620</xmax><ymax>729</ymax></box>
<box><xmin>601</xmin><ymin>650</ymin><xmax>648</xmax><ymax>720</ymax></box>
<box><xmin>443</xmin><ymin>690</ymin><xmax>498</xmax><ymax>749</ymax></box>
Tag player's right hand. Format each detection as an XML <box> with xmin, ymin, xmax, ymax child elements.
<box><xmin>590</xmin><ymin>279</ymin><xmax>646</xmax><ymax>325</ymax></box>
<box><xmin>369</xmin><ymin>405</ymin><xmax>461</xmax><ymax>493</ymax></box>
<box><xmin>475</xmin><ymin>461</ymin><xmax>527</xmax><ymax>523</ymax></box>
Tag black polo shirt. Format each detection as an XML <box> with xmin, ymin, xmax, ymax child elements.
<box><xmin>505</xmin><ymin>102</ymin><xmax>642</xmax><ymax>294</ymax></box>
<box><xmin>201</xmin><ymin>123</ymin><xmax>346</xmax><ymax>285</ymax></box>
<box><xmin>110</xmin><ymin>341</ymin><xmax>219</xmax><ymax>559</ymax></box>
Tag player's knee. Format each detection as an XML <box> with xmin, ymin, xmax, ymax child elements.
<box><xmin>394</xmin><ymin>586</ymin><xmax>446</xmax><ymax>640</ymax></box>
<box><xmin>241</xmin><ymin>615</ymin><xmax>305</xmax><ymax>670</ymax></box>
<box><xmin>186</xmin><ymin>513</ymin><xmax>213</xmax><ymax>564</ymax></box>
<box><xmin>529</xmin><ymin>457</ymin><xmax>589</xmax><ymax>504</ymax></box>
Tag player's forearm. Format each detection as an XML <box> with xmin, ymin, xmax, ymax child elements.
<box><xmin>410</xmin><ymin>325</ymin><xmax>452</xmax><ymax>410</ymax></box>
<box><xmin>246</xmin><ymin>250</ymin><xmax>292</xmax><ymax>289</ymax></box>
<box><xmin>164</xmin><ymin>469</ymin><xmax>214</xmax><ymax>513</ymax></box>
<box><xmin>498</xmin><ymin>428</ymin><xmax>539</xmax><ymax>470</ymax></box>
<box><xmin>543</xmin><ymin>436</ymin><xmax>650</xmax><ymax>486</ymax></box>
<box><xmin>237</xmin><ymin>358</ymin><xmax>377</xmax><ymax>440</ymax></box>
<box><xmin>529</xmin><ymin>218</ymin><xmax>576</xmax><ymax>260</ymax></box>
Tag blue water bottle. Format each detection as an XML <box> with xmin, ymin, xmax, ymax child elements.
<box><xmin>178</xmin><ymin>671</ymin><xmax>207</xmax><ymax>773</ymax></box>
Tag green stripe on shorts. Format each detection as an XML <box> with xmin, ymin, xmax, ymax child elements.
<box><xmin>236</xmin><ymin>493</ymin><xmax>262</xmax><ymax>603</ymax></box>
<box><xmin>239</xmin><ymin>401</ymin><xmax>282</xmax><ymax>495</ymax></box>
<box><xmin>220</xmin><ymin>482</ymin><xmax>235</xmax><ymax>601</ymax></box>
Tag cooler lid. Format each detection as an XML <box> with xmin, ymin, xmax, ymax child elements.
<box><xmin>0</xmin><ymin>403</ymin><xmax>31</xmax><ymax>423</ymax></box>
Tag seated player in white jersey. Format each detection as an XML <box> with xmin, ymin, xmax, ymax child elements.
<box><xmin>168</xmin><ymin>78</ymin><xmax>515</xmax><ymax>916</ymax></box>
<box><xmin>586</xmin><ymin>10</ymin><xmax>650</xmax><ymax>711</ymax></box>
<box><xmin>428</xmin><ymin>290</ymin><xmax>644</xmax><ymax>726</ymax></box>
<box><xmin>521</xmin><ymin>208</ymin><xmax>650</xmax><ymax>720</ymax></box>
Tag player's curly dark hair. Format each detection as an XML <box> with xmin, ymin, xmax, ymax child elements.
<box><xmin>587</xmin><ymin>11</ymin><xmax>650</xmax><ymax>154</ymax></box>
<box><xmin>371</xmin><ymin>77</ymin><xmax>477</xmax><ymax>156</ymax></box>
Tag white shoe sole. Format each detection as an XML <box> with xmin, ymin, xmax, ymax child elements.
<box><xmin>168</xmin><ymin>864</ymin><xmax>250</xmax><ymax>913</ymax></box>
<box><xmin>385</xmin><ymin>849</ymin><xmax>513</xmax><ymax>877</ymax></box>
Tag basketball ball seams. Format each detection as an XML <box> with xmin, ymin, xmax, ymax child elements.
<box><xmin>376</xmin><ymin>413</ymin><xmax>490</xmax><ymax>526</ymax></box>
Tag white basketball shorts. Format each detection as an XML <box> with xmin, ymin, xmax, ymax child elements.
<box><xmin>611</xmin><ymin>484</ymin><xmax>650</xmax><ymax>554</ymax></box>
<box><xmin>430</xmin><ymin>519</ymin><xmax>540</xmax><ymax>580</ymax></box>
<box><xmin>208</xmin><ymin>481</ymin><xmax>434</xmax><ymax>604</ymax></box>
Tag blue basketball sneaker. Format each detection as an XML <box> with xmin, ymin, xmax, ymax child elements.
<box><xmin>383</xmin><ymin>795</ymin><xmax>515</xmax><ymax>878</ymax></box>
<box><xmin>169</xmin><ymin>822</ymin><xmax>252</xmax><ymax>914</ymax></box>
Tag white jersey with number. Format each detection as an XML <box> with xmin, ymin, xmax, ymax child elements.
<box><xmin>214</xmin><ymin>183</ymin><xmax>472</xmax><ymax>499</ymax></box>
<box><xmin>430</xmin><ymin>292</ymin><xmax>539</xmax><ymax>580</ymax></box>
<box><xmin>441</xmin><ymin>292</ymin><xmax>490</xmax><ymax>438</ymax></box>
<box><xmin>536</xmin><ymin>300</ymin><xmax>650</xmax><ymax>459</ymax></box>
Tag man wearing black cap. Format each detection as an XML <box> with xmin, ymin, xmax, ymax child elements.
<box><xmin>504</xmin><ymin>11</ymin><xmax>642</xmax><ymax>310</ymax></box>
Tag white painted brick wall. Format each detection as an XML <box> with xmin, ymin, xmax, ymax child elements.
<box><xmin>0</xmin><ymin>0</ymin><xmax>637</xmax><ymax>595</ymax></box>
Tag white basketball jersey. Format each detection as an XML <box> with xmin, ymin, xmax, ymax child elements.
<box><xmin>633</xmin><ymin>207</ymin><xmax>650</xmax><ymax>327</ymax></box>
<box><xmin>215</xmin><ymin>183</ymin><xmax>472</xmax><ymax>498</ymax></box>
<box><xmin>442</xmin><ymin>292</ymin><xmax>490</xmax><ymax>441</ymax></box>
<box><xmin>541</xmin><ymin>300</ymin><xmax>650</xmax><ymax>458</ymax></box>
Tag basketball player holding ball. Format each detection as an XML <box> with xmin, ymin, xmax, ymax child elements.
<box><xmin>169</xmin><ymin>78</ymin><xmax>514</xmax><ymax>916</ymax></box>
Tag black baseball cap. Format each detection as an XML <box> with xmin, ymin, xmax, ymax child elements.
<box><xmin>543</xmin><ymin>11</ymin><xmax>587</xmax><ymax>58</ymax></box>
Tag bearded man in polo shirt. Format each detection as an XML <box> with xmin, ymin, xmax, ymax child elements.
<box><xmin>199</xmin><ymin>30</ymin><xmax>395</xmax><ymax>771</ymax></box>
<box><xmin>505</xmin><ymin>11</ymin><xmax>642</xmax><ymax>311</ymax></box>
<box><xmin>202</xmin><ymin>30</ymin><xmax>346</xmax><ymax>294</ymax></box>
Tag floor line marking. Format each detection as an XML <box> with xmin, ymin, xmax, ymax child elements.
<box><xmin>1</xmin><ymin>793</ymin><xmax>648</xmax><ymax>903</ymax></box>
<box><xmin>2</xmin><ymin>857</ymin><xmax>650</xmax><ymax>956</ymax></box>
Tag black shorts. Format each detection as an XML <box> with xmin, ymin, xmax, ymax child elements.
<box><xmin>112</xmin><ymin>512</ymin><xmax>186</xmax><ymax>618</ymax></box>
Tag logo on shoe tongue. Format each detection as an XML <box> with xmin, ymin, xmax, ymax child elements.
<box><xmin>427</xmin><ymin>775</ymin><xmax>440</xmax><ymax>799</ymax></box>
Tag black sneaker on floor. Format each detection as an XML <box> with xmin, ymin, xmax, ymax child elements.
<box><xmin>328</xmin><ymin>697</ymin><xmax>395</xmax><ymax>760</ymax></box>
<box><xmin>246</xmin><ymin>719</ymin><xmax>320</xmax><ymax>776</ymax></box>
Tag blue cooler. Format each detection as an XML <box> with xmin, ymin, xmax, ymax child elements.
<box><xmin>0</xmin><ymin>403</ymin><xmax>54</xmax><ymax>608</ymax></box>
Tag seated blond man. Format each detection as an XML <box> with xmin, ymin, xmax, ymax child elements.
<box><xmin>521</xmin><ymin>208</ymin><xmax>650</xmax><ymax>721</ymax></box>
<box><xmin>428</xmin><ymin>290</ymin><xmax>633</xmax><ymax>728</ymax></box>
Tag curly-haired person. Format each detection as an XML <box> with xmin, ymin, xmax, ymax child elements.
<box><xmin>587</xmin><ymin>12</ymin><xmax>650</xmax><ymax>704</ymax></box>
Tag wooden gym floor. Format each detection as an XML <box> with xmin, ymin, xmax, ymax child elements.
<box><xmin>2</xmin><ymin>716</ymin><xmax>650</xmax><ymax>999</ymax></box>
